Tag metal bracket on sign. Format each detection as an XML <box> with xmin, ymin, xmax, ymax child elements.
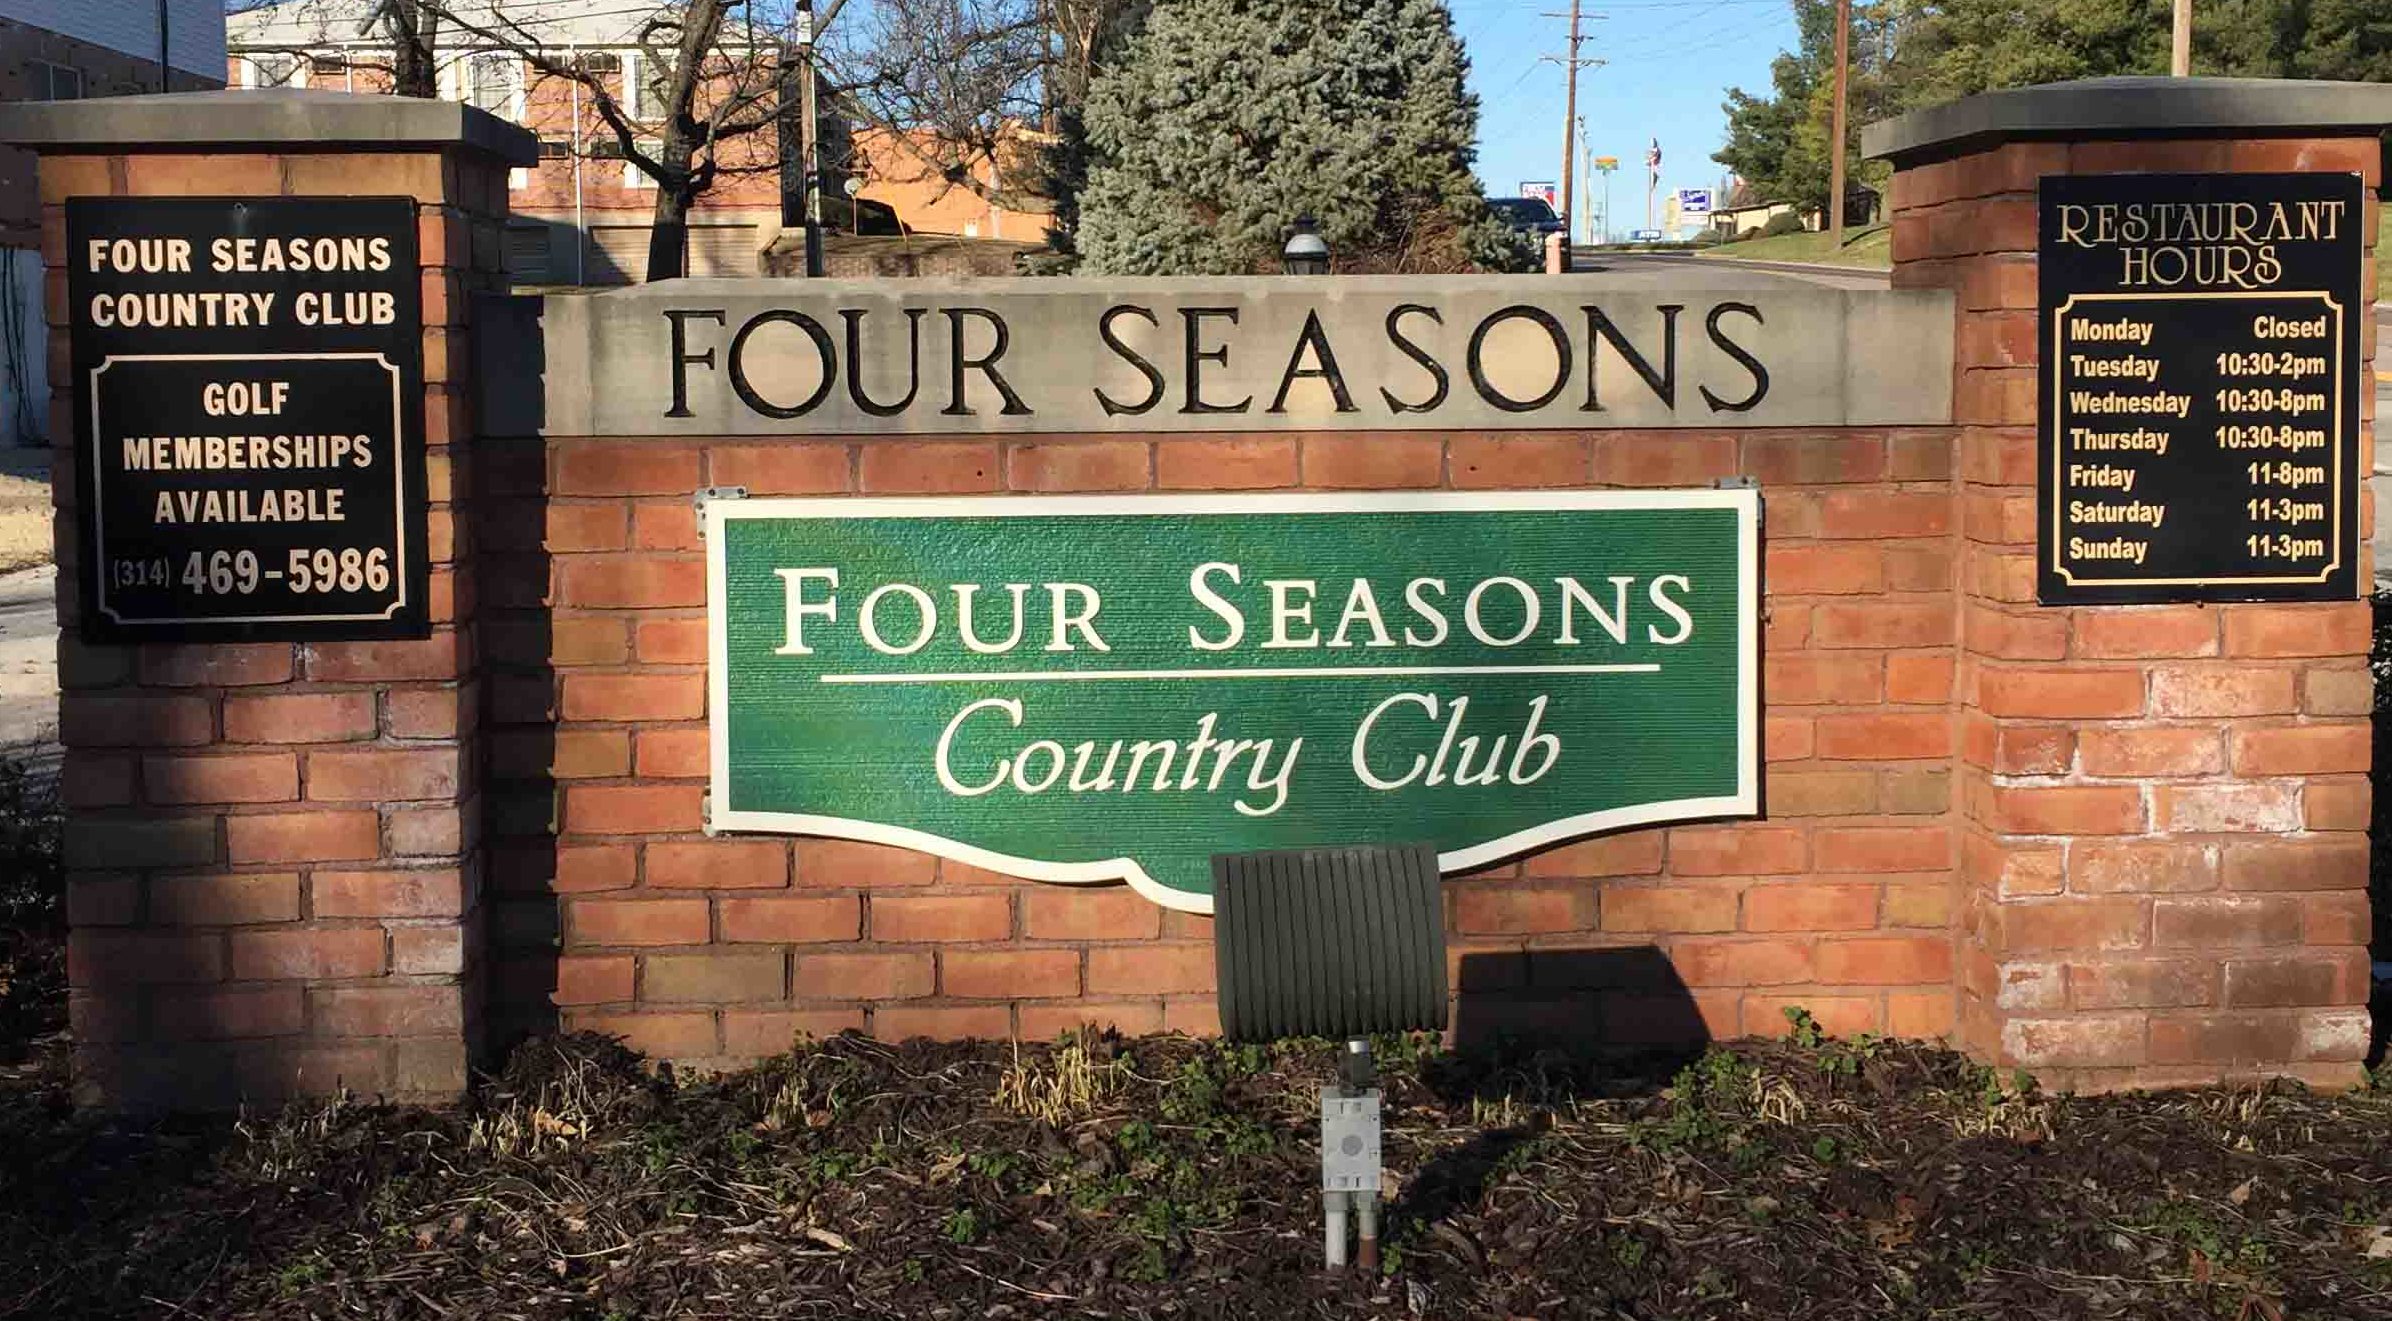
<box><xmin>693</xmin><ymin>485</ymin><xmax>749</xmax><ymax>542</ymax></box>
<box><xmin>1713</xmin><ymin>475</ymin><xmax>1762</xmax><ymax>528</ymax></box>
<box><xmin>1713</xmin><ymin>476</ymin><xmax>1767</xmax><ymax>618</ymax></box>
<box><xmin>700</xmin><ymin>791</ymin><xmax>715</xmax><ymax>837</ymax></box>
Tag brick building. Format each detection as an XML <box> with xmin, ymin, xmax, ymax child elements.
<box><xmin>229</xmin><ymin>0</ymin><xmax>790</xmax><ymax>284</ymax></box>
<box><xmin>228</xmin><ymin>0</ymin><xmax>1055</xmax><ymax>284</ymax></box>
<box><xmin>849</xmin><ymin>126</ymin><xmax>1052</xmax><ymax>244</ymax></box>
<box><xmin>0</xmin><ymin>0</ymin><xmax>224</xmax><ymax>451</ymax></box>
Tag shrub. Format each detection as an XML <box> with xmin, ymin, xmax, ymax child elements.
<box><xmin>0</xmin><ymin>756</ymin><xmax>60</xmax><ymax>928</ymax></box>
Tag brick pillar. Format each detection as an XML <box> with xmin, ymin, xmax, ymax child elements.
<box><xmin>2</xmin><ymin>93</ymin><xmax>534</xmax><ymax>1108</ymax></box>
<box><xmin>1867</xmin><ymin>80</ymin><xmax>2385</xmax><ymax>1089</ymax></box>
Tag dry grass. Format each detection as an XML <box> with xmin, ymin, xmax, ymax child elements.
<box><xmin>995</xmin><ymin>1032</ymin><xmax>1125</xmax><ymax>1124</ymax></box>
<box><xmin>0</xmin><ymin>471</ymin><xmax>48</xmax><ymax>574</ymax></box>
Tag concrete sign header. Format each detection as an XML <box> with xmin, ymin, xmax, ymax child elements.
<box><xmin>530</xmin><ymin>277</ymin><xmax>1954</xmax><ymax>436</ymax></box>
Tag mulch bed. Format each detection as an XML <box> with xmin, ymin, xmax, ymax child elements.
<box><xmin>3</xmin><ymin>1024</ymin><xmax>2392</xmax><ymax>1319</ymax></box>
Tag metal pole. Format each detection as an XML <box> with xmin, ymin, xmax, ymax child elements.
<box><xmin>1346</xmin><ymin>1038</ymin><xmax>1378</xmax><ymax>1274</ymax></box>
<box><xmin>2171</xmin><ymin>0</ymin><xmax>2192</xmax><ymax>76</ymax></box>
<box><xmin>1324</xmin><ymin>1191</ymin><xmax>1349</xmax><ymax>1269</ymax></box>
<box><xmin>157</xmin><ymin>0</ymin><xmax>171</xmax><ymax>91</ymax></box>
<box><xmin>571</xmin><ymin>45</ymin><xmax>585</xmax><ymax>286</ymax></box>
<box><xmin>797</xmin><ymin>0</ymin><xmax>825</xmax><ymax>278</ymax></box>
<box><xmin>1579</xmin><ymin>116</ymin><xmax>1593</xmax><ymax>248</ymax></box>
<box><xmin>1828</xmin><ymin>0</ymin><xmax>1849</xmax><ymax>249</ymax></box>
<box><xmin>1558</xmin><ymin>0</ymin><xmax>1581</xmax><ymax>260</ymax></box>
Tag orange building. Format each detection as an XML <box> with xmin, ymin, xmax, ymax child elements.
<box><xmin>850</xmin><ymin>126</ymin><xmax>1052</xmax><ymax>244</ymax></box>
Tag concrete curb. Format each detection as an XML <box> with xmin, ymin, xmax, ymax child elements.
<box><xmin>1686</xmin><ymin>253</ymin><xmax>1893</xmax><ymax>280</ymax></box>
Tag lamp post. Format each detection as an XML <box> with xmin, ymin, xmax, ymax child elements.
<box><xmin>1282</xmin><ymin>217</ymin><xmax>1330</xmax><ymax>275</ymax></box>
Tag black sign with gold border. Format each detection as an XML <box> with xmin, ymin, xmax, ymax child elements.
<box><xmin>68</xmin><ymin>196</ymin><xmax>428</xmax><ymax>642</ymax></box>
<box><xmin>2037</xmin><ymin>172</ymin><xmax>2364</xmax><ymax>605</ymax></box>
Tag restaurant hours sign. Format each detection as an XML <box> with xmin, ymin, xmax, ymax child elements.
<box><xmin>2038</xmin><ymin>172</ymin><xmax>2363</xmax><ymax>604</ymax></box>
<box><xmin>706</xmin><ymin>491</ymin><xmax>1758</xmax><ymax>912</ymax></box>
<box><xmin>68</xmin><ymin>197</ymin><xmax>427</xmax><ymax>641</ymax></box>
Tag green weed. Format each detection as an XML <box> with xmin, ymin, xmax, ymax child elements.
<box><xmin>942</xmin><ymin>1207</ymin><xmax>986</xmax><ymax>1244</ymax></box>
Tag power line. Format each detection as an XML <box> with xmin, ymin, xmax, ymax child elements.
<box><xmin>1597</xmin><ymin>20</ymin><xmax>1781</xmax><ymax>64</ymax></box>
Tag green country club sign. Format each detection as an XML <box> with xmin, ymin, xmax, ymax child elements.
<box><xmin>706</xmin><ymin>491</ymin><xmax>1758</xmax><ymax>912</ymax></box>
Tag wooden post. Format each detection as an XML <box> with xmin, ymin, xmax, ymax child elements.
<box><xmin>1558</xmin><ymin>0</ymin><xmax>1581</xmax><ymax>262</ymax></box>
<box><xmin>1828</xmin><ymin>0</ymin><xmax>1850</xmax><ymax>249</ymax></box>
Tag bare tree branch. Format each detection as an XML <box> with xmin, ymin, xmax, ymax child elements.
<box><xmin>407</xmin><ymin>0</ymin><xmax>793</xmax><ymax>278</ymax></box>
<box><xmin>827</xmin><ymin>0</ymin><xmax>1058</xmax><ymax>215</ymax></box>
<box><xmin>231</xmin><ymin>0</ymin><xmax>1116</xmax><ymax>267</ymax></box>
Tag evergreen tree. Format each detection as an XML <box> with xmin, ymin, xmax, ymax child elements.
<box><xmin>1719</xmin><ymin>0</ymin><xmax>2392</xmax><ymax>218</ymax></box>
<box><xmin>1714</xmin><ymin>0</ymin><xmax>1904</xmax><ymax>216</ymax></box>
<box><xmin>1073</xmin><ymin>0</ymin><xmax>1526</xmax><ymax>274</ymax></box>
<box><xmin>1878</xmin><ymin>0</ymin><xmax>2390</xmax><ymax>106</ymax></box>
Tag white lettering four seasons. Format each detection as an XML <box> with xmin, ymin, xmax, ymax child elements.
<box><xmin>781</xmin><ymin>565</ymin><xmax>1696</xmax><ymax>656</ymax></box>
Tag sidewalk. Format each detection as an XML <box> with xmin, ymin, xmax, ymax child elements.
<box><xmin>0</xmin><ymin>564</ymin><xmax>55</xmax><ymax>754</ymax></box>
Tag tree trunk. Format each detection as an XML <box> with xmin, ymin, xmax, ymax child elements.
<box><xmin>645</xmin><ymin>146</ymin><xmax>700</xmax><ymax>280</ymax></box>
<box><xmin>640</xmin><ymin>0</ymin><xmax>734</xmax><ymax>281</ymax></box>
<box><xmin>391</xmin><ymin>0</ymin><xmax>439</xmax><ymax>98</ymax></box>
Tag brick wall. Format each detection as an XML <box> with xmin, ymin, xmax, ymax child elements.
<box><xmin>476</xmin><ymin>426</ymin><xmax>1965</xmax><ymax>1066</ymax></box>
<box><xmin>1891</xmin><ymin>135</ymin><xmax>2380</xmax><ymax>1091</ymax></box>
<box><xmin>41</xmin><ymin>147</ymin><xmax>512</xmax><ymax>1108</ymax></box>
<box><xmin>33</xmin><ymin>99</ymin><xmax>2383</xmax><ymax>1108</ymax></box>
<box><xmin>0</xmin><ymin>14</ymin><xmax>224</xmax><ymax>243</ymax></box>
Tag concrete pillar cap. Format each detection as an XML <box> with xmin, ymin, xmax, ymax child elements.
<box><xmin>0</xmin><ymin>87</ymin><xmax>538</xmax><ymax>166</ymax></box>
<box><xmin>1862</xmin><ymin>75</ymin><xmax>2392</xmax><ymax>168</ymax></box>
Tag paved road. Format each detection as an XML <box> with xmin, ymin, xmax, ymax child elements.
<box><xmin>1564</xmin><ymin>249</ymin><xmax>1893</xmax><ymax>291</ymax></box>
<box><xmin>0</xmin><ymin>565</ymin><xmax>55</xmax><ymax>760</ymax></box>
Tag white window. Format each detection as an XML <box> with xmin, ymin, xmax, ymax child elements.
<box><xmin>241</xmin><ymin>53</ymin><xmax>302</xmax><ymax>88</ymax></box>
<box><xmin>627</xmin><ymin>138</ymin><xmax>661</xmax><ymax>190</ymax></box>
<box><xmin>620</xmin><ymin>48</ymin><xmax>645</xmax><ymax>122</ymax></box>
<box><xmin>467</xmin><ymin>53</ymin><xmax>525</xmax><ymax>122</ymax></box>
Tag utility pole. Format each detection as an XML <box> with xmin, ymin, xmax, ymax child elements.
<box><xmin>1540</xmin><ymin>7</ymin><xmax>1603</xmax><ymax>253</ymax></box>
<box><xmin>1560</xmin><ymin>0</ymin><xmax>1581</xmax><ymax>254</ymax></box>
<box><xmin>1828</xmin><ymin>0</ymin><xmax>1850</xmax><ymax>249</ymax></box>
<box><xmin>2171</xmin><ymin>0</ymin><xmax>2192</xmax><ymax>75</ymax></box>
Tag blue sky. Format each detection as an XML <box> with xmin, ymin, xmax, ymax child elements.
<box><xmin>1456</xmin><ymin>0</ymin><xmax>1797</xmax><ymax>237</ymax></box>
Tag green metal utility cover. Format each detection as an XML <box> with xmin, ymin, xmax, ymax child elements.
<box><xmin>706</xmin><ymin>490</ymin><xmax>1758</xmax><ymax>912</ymax></box>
